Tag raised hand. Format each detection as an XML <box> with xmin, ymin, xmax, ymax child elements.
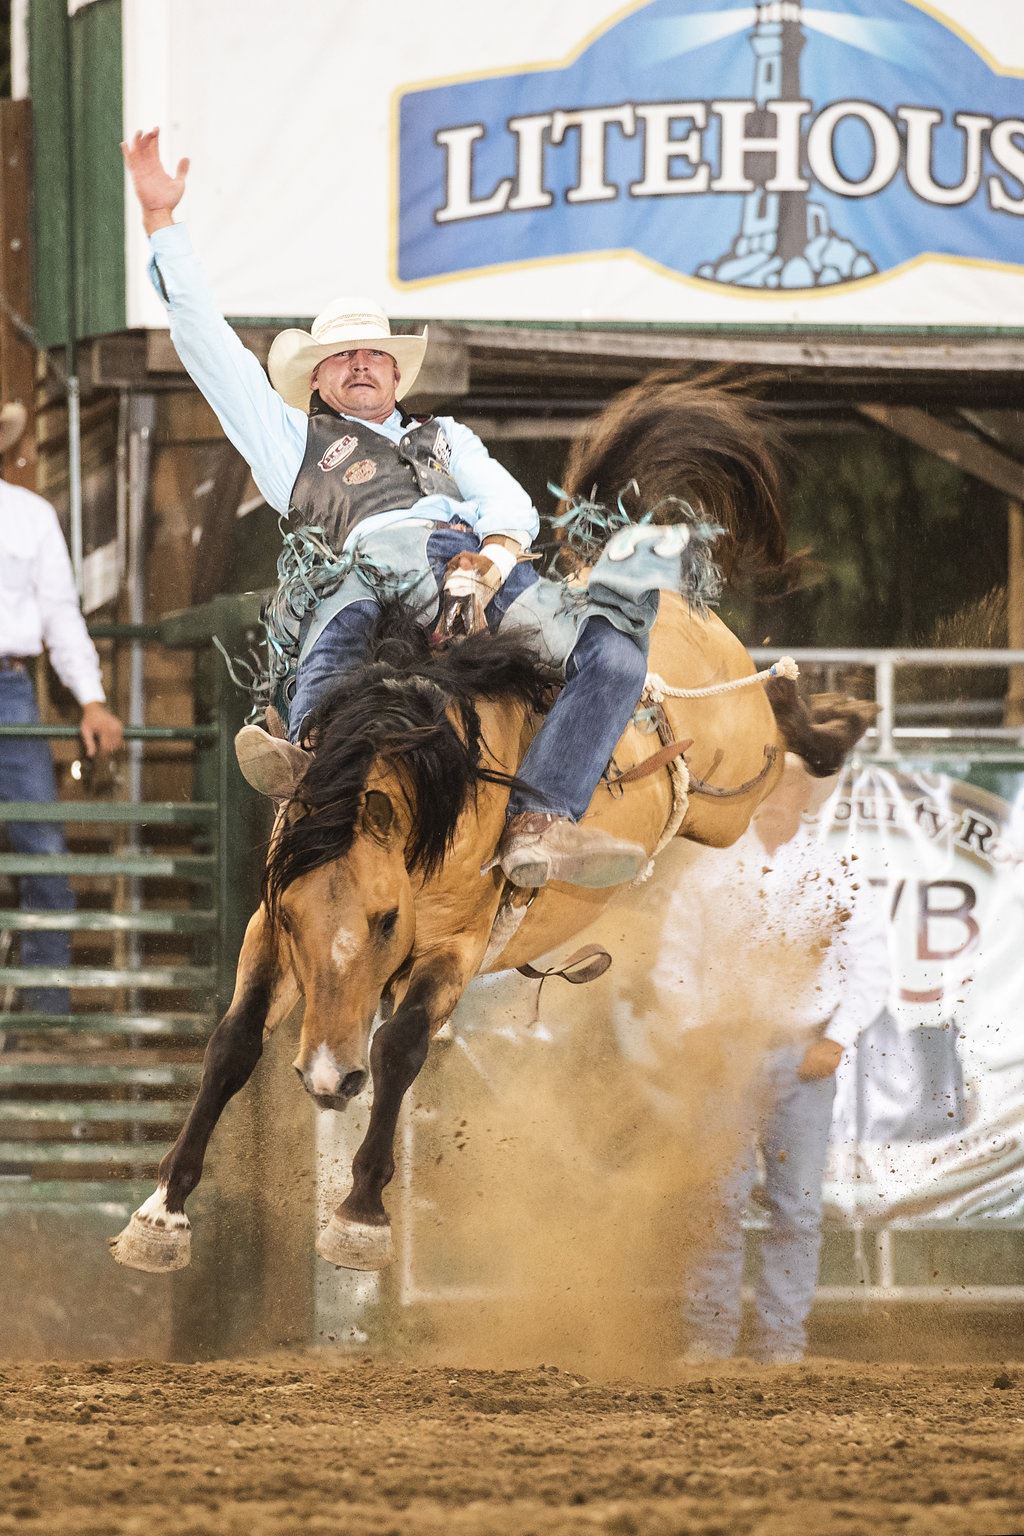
<box><xmin>120</xmin><ymin>128</ymin><xmax>190</xmax><ymax>234</ymax></box>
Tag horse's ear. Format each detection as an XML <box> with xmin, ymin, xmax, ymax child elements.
<box><xmin>361</xmin><ymin>789</ymin><xmax>396</xmax><ymax>845</ymax></box>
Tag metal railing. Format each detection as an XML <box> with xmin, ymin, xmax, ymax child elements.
<box><xmin>0</xmin><ymin>597</ymin><xmax>265</xmax><ymax>1211</ymax></box>
<box><xmin>751</xmin><ymin>646</ymin><xmax>1024</xmax><ymax>756</ymax></box>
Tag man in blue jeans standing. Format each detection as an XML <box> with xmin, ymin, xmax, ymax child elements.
<box><xmin>681</xmin><ymin>756</ymin><xmax>889</xmax><ymax>1364</ymax></box>
<box><xmin>0</xmin><ymin>403</ymin><xmax>123</xmax><ymax>1012</ymax></box>
<box><xmin>121</xmin><ymin>128</ymin><xmax>653</xmax><ymax>892</ymax></box>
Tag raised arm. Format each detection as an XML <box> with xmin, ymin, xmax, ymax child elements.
<box><xmin>121</xmin><ymin>130</ymin><xmax>305</xmax><ymax>512</ymax></box>
<box><xmin>121</xmin><ymin>127</ymin><xmax>190</xmax><ymax>236</ymax></box>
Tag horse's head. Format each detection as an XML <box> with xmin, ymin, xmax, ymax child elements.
<box><xmin>246</xmin><ymin>609</ymin><xmax>557</xmax><ymax>1111</ymax></box>
<box><xmin>275</xmin><ymin>784</ymin><xmax>416</xmax><ymax>1109</ymax></box>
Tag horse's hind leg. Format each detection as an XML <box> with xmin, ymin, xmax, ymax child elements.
<box><xmin>109</xmin><ymin>910</ymin><xmax>296</xmax><ymax>1273</ymax></box>
<box><xmin>317</xmin><ymin>958</ymin><xmax>457</xmax><ymax>1271</ymax></box>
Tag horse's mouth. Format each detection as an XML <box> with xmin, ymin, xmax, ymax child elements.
<box><xmin>310</xmin><ymin>1089</ymin><xmax>355</xmax><ymax>1113</ymax></box>
<box><xmin>308</xmin><ymin>1068</ymin><xmax>369</xmax><ymax>1112</ymax></box>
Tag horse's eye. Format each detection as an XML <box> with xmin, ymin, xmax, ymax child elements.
<box><xmin>278</xmin><ymin>908</ymin><xmax>293</xmax><ymax>937</ymax></box>
<box><xmin>377</xmin><ymin>908</ymin><xmax>399</xmax><ymax>942</ymax></box>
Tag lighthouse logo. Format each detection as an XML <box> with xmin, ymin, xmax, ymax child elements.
<box><xmin>395</xmin><ymin>0</ymin><xmax>1024</xmax><ymax>293</ymax></box>
<box><xmin>697</xmin><ymin>0</ymin><xmax>878</xmax><ymax>289</ymax></box>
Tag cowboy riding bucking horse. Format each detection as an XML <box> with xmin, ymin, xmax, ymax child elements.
<box><xmin>122</xmin><ymin>127</ymin><xmax>673</xmax><ymax>892</ymax></box>
<box><xmin>111</xmin><ymin>129</ymin><xmax>873</xmax><ymax>1277</ymax></box>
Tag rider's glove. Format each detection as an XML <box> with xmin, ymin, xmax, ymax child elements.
<box><xmin>440</xmin><ymin>548</ymin><xmax>511</xmax><ymax>638</ymax></box>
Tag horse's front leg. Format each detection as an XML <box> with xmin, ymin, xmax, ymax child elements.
<box><xmin>109</xmin><ymin>910</ymin><xmax>297</xmax><ymax>1273</ymax></box>
<box><xmin>317</xmin><ymin>957</ymin><xmax>462</xmax><ymax>1270</ymax></box>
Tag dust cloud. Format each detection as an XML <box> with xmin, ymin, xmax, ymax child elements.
<box><xmin>400</xmin><ymin>838</ymin><xmax>809</xmax><ymax>1380</ymax></box>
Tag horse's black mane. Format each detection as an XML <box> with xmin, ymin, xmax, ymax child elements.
<box><xmin>261</xmin><ymin>603</ymin><xmax>557</xmax><ymax>914</ymax></box>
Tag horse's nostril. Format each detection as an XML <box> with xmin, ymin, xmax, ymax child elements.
<box><xmin>341</xmin><ymin>1070</ymin><xmax>367</xmax><ymax>1099</ymax></box>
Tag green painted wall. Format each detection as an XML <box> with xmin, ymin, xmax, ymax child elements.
<box><xmin>30</xmin><ymin>0</ymin><xmax>125</xmax><ymax>346</ymax></box>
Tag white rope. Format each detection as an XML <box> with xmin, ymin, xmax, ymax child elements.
<box><xmin>656</xmin><ymin>757</ymin><xmax>689</xmax><ymax>857</ymax></box>
<box><xmin>644</xmin><ymin>655</ymin><xmax>799</xmax><ymax>702</ymax></box>
<box><xmin>631</xmin><ymin>757</ymin><xmax>690</xmax><ymax>887</ymax></box>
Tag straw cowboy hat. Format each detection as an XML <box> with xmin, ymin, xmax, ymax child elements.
<box><xmin>267</xmin><ymin>297</ymin><xmax>427</xmax><ymax>410</ymax></box>
<box><xmin>0</xmin><ymin>401</ymin><xmax>27</xmax><ymax>454</ymax></box>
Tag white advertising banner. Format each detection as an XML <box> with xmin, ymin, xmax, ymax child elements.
<box><xmin>825</xmin><ymin>764</ymin><xmax>1024</xmax><ymax>1224</ymax></box>
<box><xmin>122</xmin><ymin>0</ymin><xmax>1024</xmax><ymax>330</ymax></box>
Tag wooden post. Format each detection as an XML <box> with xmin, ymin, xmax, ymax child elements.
<box><xmin>1007</xmin><ymin>502</ymin><xmax>1024</xmax><ymax>727</ymax></box>
<box><xmin>0</xmin><ymin>99</ymin><xmax>37</xmax><ymax>490</ymax></box>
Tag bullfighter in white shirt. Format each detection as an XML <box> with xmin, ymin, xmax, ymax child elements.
<box><xmin>0</xmin><ymin>403</ymin><xmax>122</xmax><ymax>1011</ymax></box>
<box><xmin>681</xmin><ymin>754</ymin><xmax>890</xmax><ymax>1364</ymax></box>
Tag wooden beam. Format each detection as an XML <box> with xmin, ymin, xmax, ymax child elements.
<box><xmin>958</xmin><ymin>408</ymin><xmax>1024</xmax><ymax>459</ymax></box>
<box><xmin>0</xmin><ymin>100</ymin><xmax>36</xmax><ymax>489</ymax></box>
<box><xmin>146</xmin><ymin>325</ymin><xmax>278</xmax><ymax>375</ymax></box>
<box><xmin>456</xmin><ymin>412</ymin><xmax>871</xmax><ymax>442</ymax></box>
<box><xmin>458</xmin><ymin>324</ymin><xmax>1024</xmax><ymax>376</ymax></box>
<box><xmin>858</xmin><ymin>403</ymin><xmax>1024</xmax><ymax>501</ymax></box>
<box><xmin>403</xmin><ymin>331</ymin><xmax>470</xmax><ymax>409</ymax></box>
<box><xmin>83</xmin><ymin>332</ymin><xmax>149</xmax><ymax>389</ymax></box>
<box><xmin>460</xmin><ymin>416</ymin><xmax>585</xmax><ymax>440</ymax></box>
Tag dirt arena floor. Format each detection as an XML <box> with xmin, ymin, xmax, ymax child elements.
<box><xmin>1</xmin><ymin>1355</ymin><xmax>1023</xmax><ymax>1536</ymax></box>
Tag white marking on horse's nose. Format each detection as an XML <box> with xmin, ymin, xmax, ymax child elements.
<box><xmin>307</xmin><ymin>1042</ymin><xmax>343</xmax><ymax>1097</ymax></box>
<box><xmin>331</xmin><ymin>925</ymin><xmax>358</xmax><ymax>969</ymax></box>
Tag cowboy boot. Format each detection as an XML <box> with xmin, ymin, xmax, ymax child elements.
<box><xmin>234</xmin><ymin>724</ymin><xmax>308</xmax><ymax>800</ymax></box>
<box><xmin>495</xmin><ymin>811</ymin><xmax>646</xmax><ymax>890</ymax></box>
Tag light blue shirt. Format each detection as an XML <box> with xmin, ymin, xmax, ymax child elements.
<box><xmin>147</xmin><ymin>224</ymin><xmax>539</xmax><ymax>549</ymax></box>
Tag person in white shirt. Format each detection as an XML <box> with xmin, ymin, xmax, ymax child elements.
<box><xmin>0</xmin><ymin>402</ymin><xmax>123</xmax><ymax>1011</ymax></box>
<box><xmin>681</xmin><ymin>754</ymin><xmax>890</xmax><ymax>1364</ymax></box>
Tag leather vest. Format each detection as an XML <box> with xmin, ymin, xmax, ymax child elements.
<box><xmin>287</xmin><ymin>396</ymin><xmax>462</xmax><ymax>553</ymax></box>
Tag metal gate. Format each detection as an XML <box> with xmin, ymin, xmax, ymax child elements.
<box><xmin>0</xmin><ymin>596</ymin><xmax>264</xmax><ymax>1223</ymax></box>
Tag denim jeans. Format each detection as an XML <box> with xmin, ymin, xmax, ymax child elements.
<box><xmin>288</xmin><ymin>525</ymin><xmax>648</xmax><ymax>823</ymax></box>
<box><xmin>0</xmin><ymin>670</ymin><xmax>74</xmax><ymax>1012</ymax></box>
<box><xmin>681</xmin><ymin>1041</ymin><xmax>837</xmax><ymax>1360</ymax></box>
<box><xmin>288</xmin><ymin>525</ymin><xmax>484</xmax><ymax>738</ymax></box>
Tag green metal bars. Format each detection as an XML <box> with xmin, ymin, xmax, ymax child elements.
<box><xmin>0</xmin><ymin>599</ymin><xmax>268</xmax><ymax>1208</ymax></box>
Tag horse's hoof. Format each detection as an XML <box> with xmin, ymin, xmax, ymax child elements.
<box><xmin>316</xmin><ymin>1214</ymin><xmax>393</xmax><ymax>1271</ymax></box>
<box><xmin>108</xmin><ymin>1212</ymin><xmax>192</xmax><ymax>1273</ymax></box>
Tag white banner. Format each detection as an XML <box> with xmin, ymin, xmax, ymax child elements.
<box><xmin>826</xmin><ymin>764</ymin><xmax>1024</xmax><ymax>1223</ymax></box>
<box><xmin>123</xmin><ymin>0</ymin><xmax>1024</xmax><ymax>331</ymax></box>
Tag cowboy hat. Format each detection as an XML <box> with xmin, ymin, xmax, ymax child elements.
<box><xmin>267</xmin><ymin>297</ymin><xmax>427</xmax><ymax>410</ymax></box>
<box><xmin>0</xmin><ymin>401</ymin><xmax>27</xmax><ymax>455</ymax></box>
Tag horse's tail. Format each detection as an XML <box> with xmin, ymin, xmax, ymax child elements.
<box><xmin>765</xmin><ymin>677</ymin><xmax>877</xmax><ymax>778</ymax></box>
<box><xmin>559</xmin><ymin>369</ymin><xmax>789</xmax><ymax>583</ymax></box>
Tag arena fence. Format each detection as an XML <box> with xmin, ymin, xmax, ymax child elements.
<box><xmin>0</xmin><ymin>596</ymin><xmax>265</xmax><ymax>1225</ymax></box>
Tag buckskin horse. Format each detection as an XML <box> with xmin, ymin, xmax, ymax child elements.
<box><xmin>110</xmin><ymin>376</ymin><xmax>872</xmax><ymax>1275</ymax></box>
